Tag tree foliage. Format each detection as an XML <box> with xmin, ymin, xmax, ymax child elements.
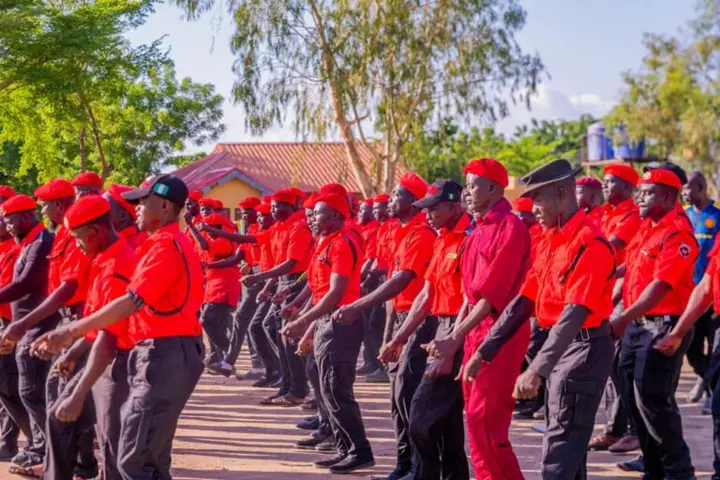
<box><xmin>0</xmin><ymin>0</ymin><xmax>226</xmax><ymax>188</ymax></box>
<box><xmin>172</xmin><ymin>0</ymin><xmax>545</xmax><ymax>195</ymax></box>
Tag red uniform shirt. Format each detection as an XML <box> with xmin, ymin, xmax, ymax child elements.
<box><xmin>623</xmin><ymin>209</ymin><xmax>698</xmax><ymax>316</ymax></box>
<box><xmin>390</xmin><ymin>213</ymin><xmax>436</xmax><ymax>312</ymax></box>
<box><xmin>308</xmin><ymin>230</ymin><xmax>362</xmax><ymax>306</ymax></box>
<box><xmin>522</xmin><ymin>210</ymin><xmax>616</xmax><ymax>329</ymax></box>
<box><xmin>241</xmin><ymin>223</ymin><xmax>261</xmax><ymax>267</ymax></box>
<box><xmin>528</xmin><ymin>223</ymin><xmax>543</xmax><ymax>261</ymax></box>
<box><xmin>376</xmin><ymin>219</ymin><xmax>400</xmax><ymax>270</ymax></box>
<box><xmin>48</xmin><ymin>226</ymin><xmax>92</xmax><ymax>307</ymax></box>
<box><xmin>705</xmin><ymin>242</ymin><xmax>720</xmax><ymax>314</ymax></box>
<box><xmin>118</xmin><ymin>225</ymin><xmax>147</xmax><ymax>251</ymax></box>
<box><xmin>359</xmin><ymin>220</ymin><xmax>379</xmax><ymax>261</ymax></box>
<box><xmin>259</xmin><ymin>211</ymin><xmax>313</xmax><ymax>274</ymax></box>
<box><xmin>600</xmin><ymin>198</ymin><xmax>641</xmax><ymax>264</ymax></box>
<box><xmin>83</xmin><ymin>238</ymin><xmax>137</xmax><ymax>350</ymax></box>
<box><xmin>203</xmin><ymin>235</ymin><xmax>241</xmax><ymax>306</ymax></box>
<box><xmin>0</xmin><ymin>239</ymin><xmax>19</xmax><ymax>320</ymax></box>
<box><xmin>127</xmin><ymin>223</ymin><xmax>204</xmax><ymax>342</ymax></box>
<box><xmin>425</xmin><ymin>214</ymin><xmax>470</xmax><ymax>316</ymax></box>
<box><xmin>256</xmin><ymin>224</ymin><xmax>276</xmax><ymax>272</ymax></box>
<box><xmin>587</xmin><ymin>206</ymin><xmax>604</xmax><ymax>228</ymax></box>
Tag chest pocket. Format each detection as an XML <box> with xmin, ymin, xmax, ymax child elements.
<box><xmin>640</xmin><ymin>231</ymin><xmax>681</xmax><ymax>259</ymax></box>
<box><xmin>148</xmin><ymin>240</ymin><xmax>190</xmax><ymax>317</ymax></box>
<box><xmin>558</xmin><ymin>237</ymin><xmax>616</xmax><ymax>286</ymax></box>
<box><xmin>319</xmin><ymin>235</ymin><xmax>358</xmax><ymax>270</ymax></box>
<box><xmin>441</xmin><ymin>238</ymin><xmax>467</xmax><ymax>274</ymax></box>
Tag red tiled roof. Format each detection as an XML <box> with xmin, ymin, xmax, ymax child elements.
<box><xmin>173</xmin><ymin>142</ymin><xmax>403</xmax><ymax>194</ymax></box>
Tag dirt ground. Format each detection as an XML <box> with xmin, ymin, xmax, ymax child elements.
<box><xmin>0</xmin><ymin>351</ymin><xmax>714</xmax><ymax>480</ymax></box>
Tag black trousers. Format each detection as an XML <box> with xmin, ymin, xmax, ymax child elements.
<box><xmin>0</xmin><ymin>318</ymin><xmax>28</xmax><ymax>450</ymax></box>
<box><xmin>249</xmin><ymin>299</ymin><xmax>278</xmax><ymax>375</ymax></box>
<box><xmin>361</xmin><ymin>303</ymin><xmax>386</xmax><ymax>371</ymax></box>
<box><xmin>200</xmin><ymin>303</ymin><xmax>233</xmax><ymax>365</ymax></box>
<box><xmin>619</xmin><ymin>318</ymin><xmax>695</xmax><ymax>480</ymax></box>
<box><xmin>388</xmin><ymin>312</ymin><xmax>438</xmax><ymax>474</ymax></box>
<box><xmin>687</xmin><ymin>308</ymin><xmax>718</xmax><ymax>395</ymax></box>
<box><xmin>225</xmin><ymin>281</ymin><xmax>262</xmax><ymax>367</ymax></box>
<box><xmin>519</xmin><ymin>318</ymin><xmax>549</xmax><ymax>410</ymax></box>
<box><xmin>409</xmin><ymin>315</ymin><xmax>469</xmax><ymax>480</ymax></box>
<box><xmin>709</xmin><ymin>325</ymin><xmax>720</xmax><ymax>479</ymax></box>
<box><xmin>305</xmin><ymin>352</ymin><xmax>331</xmax><ymax>436</ymax></box>
<box><xmin>542</xmin><ymin>330</ymin><xmax>613</xmax><ymax>479</ymax></box>
<box><xmin>118</xmin><ymin>336</ymin><xmax>204</xmax><ymax>480</ymax></box>
<box><xmin>92</xmin><ymin>349</ymin><xmax>130</xmax><ymax>480</ymax></box>
<box><xmin>314</xmin><ymin>314</ymin><xmax>372</xmax><ymax>458</ymax></box>
<box><xmin>604</xmin><ymin>339</ymin><xmax>635</xmax><ymax>437</ymax></box>
<box><xmin>16</xmin><ymin>341</ymin><xmax>52</xmax><ymax>458</ymax></box>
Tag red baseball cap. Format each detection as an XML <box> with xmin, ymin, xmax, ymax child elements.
<box><xmin>64</xmin><ymin>195</ymin><xmax>111</xmax><ymax>229</ymax></box>
<box><xmin>464</xmin><ymin>158</ymin><xmax>509</xmax><ymax>188</ymax></box>
<box><xmin>640</xmin><ymin>169</ymin><xmax>682</xmax><ymax>191</ymax></box>
<box><xmin>315</xmin><ymin>193</ymin><xmax>350</xmax><ymax>219</ymax></box>
<box><xmin>604</xmin><ymin>164</ymin><xmax>640</xmax><ymax>187</ymax></box>
<box><xmin>1</xmin><ymin>195</ymin><xmax>37</xmax><ymax>215</ymax></box>
<box><xmin>34</xmin><ymin>179</ymin><xmax>75</xmax><ymax>201</ymax></box>
<box><xmin>72</xmin><ymin>172</ymin><xmax>103</xmax><ymax>188</ymax></box>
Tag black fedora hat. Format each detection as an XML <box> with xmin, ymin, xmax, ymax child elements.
<box><xmin>520</xmin><ymin>159</ymin><xmax>582</xmax><ymax>197</ymax></box>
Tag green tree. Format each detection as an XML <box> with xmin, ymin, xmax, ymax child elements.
<box><xmin>172</xmin><ymin>0</ymin><xmax>545</xmax><ymax>195</ymax></box>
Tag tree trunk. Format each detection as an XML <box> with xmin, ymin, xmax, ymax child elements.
<box><xmin>78</xmin><ymin>127</ymin><xmax>87</xmax><ymax>172</ymax></box>
<box><xmin>383</xmin><ymin>145</ymin><xmax>402</xmax><ymax>192</ymax></box>
<box><xmin>78</xmin><ymin>91</ymin><xmax>112</xmax><ymax>179</ymax></box>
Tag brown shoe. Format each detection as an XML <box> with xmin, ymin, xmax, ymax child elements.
<box><xmin>608</xmin><ymin>435</ymin><xmax>640</xmax><ymax>453</ymax></box>
<box><xmin>588</xmin><ymin>433</ymin><xmax>620</xmax><ymax>451</ymax></box>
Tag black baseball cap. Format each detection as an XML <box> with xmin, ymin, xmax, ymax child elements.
<box><xmin>123</xmin><ymin>174</ymin><xmax>189</xmax><ymax>208</ymax></box>
<box><xmin>413</xmin><ymin>180</ymin><xmax>463</xmax><ymax>208</ymax></box>
<box><xmin>643</xmin><ymin>161</ymin><xmax>687</xmax><ymax>185</ymax></box>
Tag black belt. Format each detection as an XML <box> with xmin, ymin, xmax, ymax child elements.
<box><xmin>574</xmin><ymin>320</ymin><xmax>611</xmax><ymax>342</ymax></box>
<box><xmin>634</xmin><ymin>315</ymin><xmax>679</xmax><ymax>326</ymax></box>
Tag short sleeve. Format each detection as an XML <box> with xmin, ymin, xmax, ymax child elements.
<box><xmin>423</xmin><ymin>237</ymin><xmax>443</xmax><ymax>282</ymax></box>
<box><xmin>207</xmin><ymin>237</ymin><xmax>234</xmax><ymax>259</ymax></box>
<box><xmin>329</xmin><ymin>239</ymin><xmax>354</xmax><ymax>276</ymax></box>
<box><xmin>655</xmin><ymin>231</ymin><xmax>698</xmax><ymax>289</ymax></box>
<box><xmin>612</xmin><ymin>211</ymin><xmax>641</xmax><ymax>245</ymax></box>
<box><xmin>127</xmin><ymin>240</ymin><xmax>182</xmax><ymax>306</ymax></box>
<box><xmin>520</xmin><ymin>267</ymin><xmax>539</xmax><ymax>301</ymax></box>
<box><xmin>287</xmin><ymin>225</ymin><xmax>313</xmax><ymax>263</ymax></box>
<box><xmin>59</xmin><ymin>245</ymin><xmax>91</xmax><ymax>284</ymax></box>
<box><xmin>397</xmin><ymin>229</ymin><xmax>435</xmax><ymax>277</ymax></box>
<box><xmin>563</xmin><ymin>240</ymin><xmax>615</xmax><ymax>312</ymax></box>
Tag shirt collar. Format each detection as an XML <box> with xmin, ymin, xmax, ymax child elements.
<box><xmin>149</xmin><ymin>222</ymin><xmax>180</xmax><ymax>240</ymax></box>
<box><xmin>19</xmin><ymin>223</ymin><xmax>45</xmax><ymax>247</ymax></box>
<box><xmin>612</xmin><ymin>197</ymin><xmax>636</xmax><ymax>213</ymax></box>
<box><xmin>477</xmin><ymin>197</ymin><xmax>512</xmax><ymax>225</ymax></box>
<box><xmin>553</xmin><ymin>209</ymin><xmax>587</xmax><ymax>242</ymax></box>
<box><xmin>95</xmin><ymin>237</ymin><xmax>128</xmax><ymax>264</ymax></box>
<box><xmin>440</xmin><ymin>212</ymin><xmax>471</xmax><ymax>236</ymax></box>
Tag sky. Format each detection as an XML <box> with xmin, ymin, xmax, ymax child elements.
<box><xmin>126</xmin><ymin>0</ymin><xmax>698</xmax><ymax>152</ymax></box>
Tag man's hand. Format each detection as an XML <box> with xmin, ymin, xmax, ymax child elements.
<box><xmin>272</xmin><ymin>289</ymin><xmax>290</xmax><ymax>305</ymax></box>
<box><xmin>243</xmin><ymin>274</ymin><xmax>260</xmax><ymax>287</ymax></box>
<box><xmin>513</xmin><ymin>369</ymin><xmax>542</xmax><ymax>400</ymax></box>
<box><xmin>461</xmin><ymin>353</ymin><xmax>483</xmax><ymax>383</ymax></box>
<box><xmin>378</xmin><ymin>340</ymin><xmax>403</xmax><ymax>365</ymax></box>
<box><xmin>257</xmin><ymin>288</ymin><xmax>272</xmax><ymax>303</ymax></box>
<box><xmin>30</xmin><ymin>327</ymin><xmax>74</xmax><ymax>360</ymax></box>
<box><xmin>2</xmin><ymin>321</ymin><xmax>27</xmax><ymax>344</ymax></box>
<box><xmin>654</xmin><ymin>331</ymin><xmax>684</xmax><ymax>357</ymax></box>
<box><xmin>183</xmin><ymin>211</ymin><xmax>193</xmax><ymax>225</ymax></box>
<box><xmin>55</xmin><ymin>394</ymin><xmax>85</xmax><ymax>423</ymax></box>
<box><xmin>610</xmin><ymin>314</ymin><xmax>629</xmax><ymax>340</ymax></box>
<box><xmin>280</xmin><ymin>319</ymin><xmax>306</xmax><ymax>340</ymax></box>
<box><xmin>332</xmin><ymin>305</ymin><xmax>359</xmax><ymax>325</ymax></box>
<box><xmin>240</xmin><ymin>264</ymin><xmax>253</xmax><ymax>276</ymax></box>
<box><xmin>50</xmin><ymin>353</ymin><xmax>77</xmax><ymax>379</ymax></box>
<box><xmin>0</xmin><ymin>337</ymin><xmax>16</xmax><ymax>356</ymax></box>
<box><xmin>421</xmin><ymin>337</ymin><xmax>460</xmax><ymax>360</ymax></box>
<box><xmin>425</xmin><ymin>357</ymin><xmax>453</xmax><ymax>378</ymax></box>
<box><xmin>296</xmin><ymin>335</ymin><xmax>313</xmax><ymax>356</ymax></box>
<box><xmin>280</xmin><ymin>304</ymin><xmax>299</xmax><ymax>321</ymax></box>
<box><xmin>196</xmin><ymin>222</ymin><xmax>208</xmax><ymax>232</ymax></box>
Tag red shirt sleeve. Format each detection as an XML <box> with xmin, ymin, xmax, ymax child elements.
<box><xmin>287</xmin><ymin>225</ymin><xmax>313</xmax><ymax>263</ymax></box>
<box><xmin>471</xmin><ymin>220</ymin><xmax>530</xmax><ymax>312</ymax></box>
<box><xmin>329</xmin><ymin>238</ymin><xmax>354</xmax><ymax>276</ymax></box>
<box><xmin>59</xmin><ymin>245</ymin><xmax>91</xmax><ymax>284</ymax></box>
<box><xmin>396</xmin><ymin>229</ymin><xmax>435</xmax><ymax>278</ymax></box>
<box><xmin>612</xmin><ymin>211</ymin><xmax>641</xmax><ymax>245</ymax></box>
<box><xmin>207</xmin><ymin>237</ymin><xmax>234</xmax><ymax>259</ymax></box>
<box><xmin>655</xmin><ymin>231</ymin><xmax>698</xmax><ymax>289</ymax></box>
<box><xmin>520</xmin><ymin>267</ymin><xmax>539</xmax><ymax>301</ymax></box>
<box><xmin>128</xmin><ymin>240</ymin><xmax>182</xmax><ymax>306</ymax></box>
<box><xmin>563</xmin><ymin>240</ymin><xmax>615</xmax><ymax>313</ymax></box>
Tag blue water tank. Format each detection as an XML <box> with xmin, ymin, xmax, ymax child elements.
<box><xmin>614</xmin><ymin>125</ymin><xmax>632</xmax><ymax>158</ymax></box>
<box><xmin>606</xmin><ymin>137</ymin><xmax>614</xmax><ymax>160</ymax></box>
<box><xmin>587</xmin><ymin>123</ymin><xmax>607</xmax><ymax>161</ymax></box>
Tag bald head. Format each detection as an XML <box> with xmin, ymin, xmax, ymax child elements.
<box><xmin>682</xmin><ymin>171</ymin><xmax>709</xmax><ymax>209</ymax></box>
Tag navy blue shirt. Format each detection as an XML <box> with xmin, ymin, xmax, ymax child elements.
<box><xmin>686</xmin><ymin>201</ymin><xmax>720</xmax><ymax>284</ymax></box>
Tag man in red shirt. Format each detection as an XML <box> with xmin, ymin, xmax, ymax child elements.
<box><xmin>424</xmin><ymin>159</ymin><xmax>531</xmax><ymax>479</ymax></box>
<box><xmin>576</xmin><ymin>176</ymin><xmax>604</xmax><ymax>227</ymax></box>
<box><xmin>31</xmin><ymin>174</ymin><xmax>205</xmax><ymax>480</ymax></box>
<box><xmin>36</xmin><ymin>195</ymin><xmax>135</xmax><ymax>480</ymax></box>
<box><xmin>71</xmin><ymin>172</ymin><xmax>104</xmax><ymax>199</ymax></box>
<box><xmin>103</xmin><ymin>183</ymin><xmax>147</xmax><ymax>250</ymax></box>
<box><xmin>183</xmin><ymin>190</ymin><xmax>203</xmax><ymax>240</ymax></box>
<box><xmin>0</xmin><ymin>187</ymin><xmax>23</xmax><ymax>461</ymax></box>
<box><xmin>465</xmin><ymin>159</ymin><xmax>616</xmax><ymax>478</ymax></box>
<box><xmin>334</xmin><ymin>172</ymin><xmax>435</xmax><ymax>480</ymax></box>
<box><xmin>381</xmin><ymin>180</ymin><xmax>470</xmax><ymax>479</ymax></box>
<box><xmin>611</xmin><ymin>169</ymin><xmax>698</xmax><ymax>479</ymax></box>
<box><xmin>1</xmin><ymin>179</ymin><xmax>97</xmax><ymax>478</ymax></box>
<box><xmin>281</xmin><ymin>193</ymin><xmax>374</xmax><ymax>474</ymax></box>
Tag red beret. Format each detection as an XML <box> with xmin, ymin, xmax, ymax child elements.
<box><xmin>0</xmin><ymin>186</ymin><xmax>17</xmax><ymax>199</ymax></box>
<box><xmin>361</xmin><ymin>198</ymin><xmax>374</xmax><ymax>207</ymax></box>
<box><xmin>203</xmin><ymin>213</ymin><xmax>226</xmax><ymax>227</ymax></box>
<box><xmin>320</xmin><ymin>183</ymin><xmax>348</xmax><ymax>198</ymax></box>
<box><xmin>315</xmin><ymin>193</ymin><xmax>350</xmax><ymax>219</ymax></box>
<box><xmin>72</xmin><ymin>172</ymin><xmax>103</xmax><ymax>188</ymax></box>
<box><xmin>105</xmin><ymin>184</ymin><xmax>137</xmax><ymax>218</ymax></box>
<box><xmin>303</xmin><ymin>193</ymin><xmax>319</xmax><ymax>210</ymax></box>
<box><xmin>239</xmin><ymin>196</ymin><xmax>262</xmax><ymax>209</ymax></box>
<box><xmin>64</xmin><ymin>195</ymin><xmax>111</xmax><ymax>230</ymax></box>
<box><xmin>604</xmin><ymin>164</ymin><xmax>639</xmax><ymax>187</ymax></box>
<box><xmin>397</xmin><ymin>172</ymin><xmax>428</xmax><ymax>200</ymax></box>
<box><xmin>188</xmin><ymin>190</ymin><xmax>203</xmax><ymax>202</ymax></box>
<box><xmin>256</xmin><ymin>203</ymin><xmax>272</xmax><ymax>215</ymax></box>
<box><xmin>464</xmin><ymin>158</ymin><xmax>509</xmax><ymax>188</ymax></box>
<box><xmin>576</xmin><ymin>177</ymin><xmax>603</xmax><ymax>189</ymax></box>
<box><xmin>640</xmin><ymin>169</ymin><xmax>682</xmax><ymax>191</ymax></box>
<box><xmin>512</xmin><ymin>197</ymin><xmax>534</xmax><ymax>213</ymax></box>
<box><xmin>289</xmin><ymin>187</ymin><xmax>303</xmax><ymax>202</ymax></box>
<box><xmin>1</xmin><ymin>195</ymin><xmax>36</xmax><ymax>215</ymax></box>
<box><xmin>262</xmin><ymin>195</ymin><xmax>272</xmax><ymax>203</ymax></box>
<box><xmin>374</xmin><ymin>194</ymin><xmax>390</xmax><ymax>204</ymax></box>
<box><xmin>272</xmin><ymin>189</ymin><xmax>297</xmax><ymax>205</ymax></box>
<box><xmin>34</xmin><ymin>179</ymin><xmax>76</xmax><ymax>201</ymax></box>
<box><xmin>198</xmin><ymin>197</ymin><xmax>223</xmax><ymax>209</ymax></box>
